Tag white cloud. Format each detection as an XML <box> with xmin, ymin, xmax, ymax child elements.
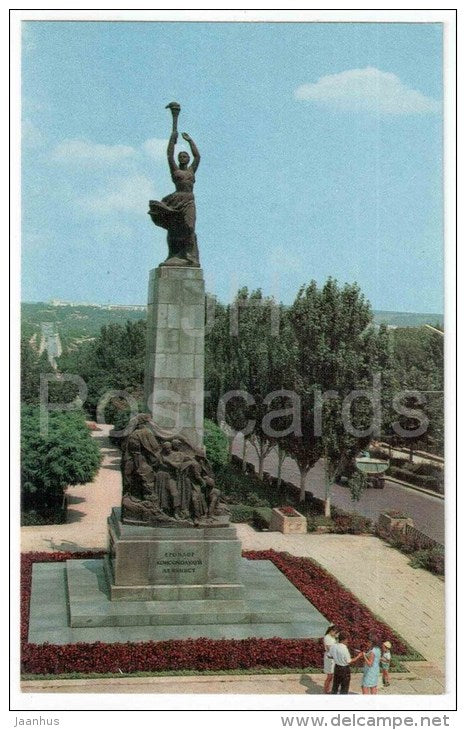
<box><xmin>294</xmin><ymin>67</ymin><xmax>441</xmax><ymax>115</ymax></box>
<box><xmin>80</xmin><ymin>174</ymin><xmax>156</xmax><ymax>214</ymax></box>
<box><xmin>51</xmin><ymin>139</ymin><xmax>137</xmax><ymax>166</ymax></box>
<box><xmin>142</xmin><ymin>137</ymin><xmax>168</xmax><ymax>160</ymax></box>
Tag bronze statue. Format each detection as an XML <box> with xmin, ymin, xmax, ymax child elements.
<box><xmin>119</xmin><ymin>414</ymin><xmax>229</xmax><ymax>527</ymax></box>
<box><xmin>148</xmin><ymin>102</ymin><xmax>201</xmax><ymax>267</ymax></box>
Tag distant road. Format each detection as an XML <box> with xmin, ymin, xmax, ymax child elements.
<box><xmin>232</xmin><ymin>438</ymin><xmax>445</xmax><ymax>545</ymax></box>
<box><xmin>374</xmin><ymin>444</ymin><xmax>444</xmax><ymax>466</ymax></box>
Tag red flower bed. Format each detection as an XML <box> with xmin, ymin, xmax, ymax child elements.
<box><xmin>244</xmin><ymin>551</ymin><xmax>408</xmax><ymax>655</ymax></box>
<box><xmin>279</xmin><ymin>506</ymin><xmax>301</xmax><ymax>516</ymax></box>
<box><xmin>21</xmin><ymin>550</ymin><xmax>411</xmax><ymax>675</ymax></box>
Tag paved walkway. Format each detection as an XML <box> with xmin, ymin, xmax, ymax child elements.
<box><xmin>20</xmin><ymin>426</ymin><xmax>446</xmax><ymax>694</ymax></box>
<box><xmin>21</xmin><ymin>662</ymin><xmax>445</xmax><ymax>694</ymax></box>
<box><xmin>235</xmin><ymin>525</ymin><xmax>445</xmax><ymax>668</ymax></box>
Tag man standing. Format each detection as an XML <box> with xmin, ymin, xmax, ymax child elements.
<box><xmin>328</xmin><ymin>632</ymin><xmax>363</xmax><ymax>694</ymax></box>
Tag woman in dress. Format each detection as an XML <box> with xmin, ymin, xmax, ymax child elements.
<box><xmin>361</xmin><ymin>635</ymin><xmax>382</xmax><ymax>694</ymax></box>
<box><xmin>149</xmin><ymin>130</ymin><xmax>200</xmax><ymax>266</ymax></box>
<box><xmin>323</xmin><ymin>625</ymin><xmax>339</xmax><ymax>694</ymax></box>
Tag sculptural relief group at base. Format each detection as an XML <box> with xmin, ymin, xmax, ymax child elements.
<box><xmin>120</xmin><ymin>414</ymin><xmax>229</xmax><ymax>528</ymax></box>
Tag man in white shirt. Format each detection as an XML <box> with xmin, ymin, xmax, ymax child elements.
<box><xmin>328</xmin><ymin>631</ymin><xmax>363</xmax><ymax>694</ymax></box>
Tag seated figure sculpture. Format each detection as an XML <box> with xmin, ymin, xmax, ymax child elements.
<box><xmin>119</xmin><ymin>414</ymin><xmax>229</xmax><ymax>527</ymax></box>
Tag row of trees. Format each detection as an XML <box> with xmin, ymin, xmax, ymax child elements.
<box><xmin>21</xmin><ymin>277</ymin><xmax>444</xmax><ymax>517</ymax></box>
<box><xmin>205</xmin><ymin>279</ymin><xmax>397</xmax><ymax>514</ymax></box>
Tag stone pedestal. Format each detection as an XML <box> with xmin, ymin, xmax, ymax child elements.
<box><xmin>107</xmin><ymin>508</ymin><xmax>243</xmax><ymax>602</ymax></box>
<box><xmin>144</xmin><ymin>265</ymin><xmax>205</xmax><ymax>448</ymax></box>
<box><xmin>63</xmin><ymin>509</ymin><xmax>301</xmax><ymax>629</ymax></box>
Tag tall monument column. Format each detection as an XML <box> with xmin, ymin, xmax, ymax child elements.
<box><xmin>144</xmin><ymin>264</ymin><xmax>205</xmax><ymax>448</ymax></box>
<box><xmin>144</xmin><ymin>101</ymin><xmax>205</xmax><ymax>448</ymax></box>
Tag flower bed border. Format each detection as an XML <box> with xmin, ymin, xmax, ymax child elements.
<box><xmin>21</xmin><ymin>550</ymin><xmax>421</xmax><ymax>675</ymax></box>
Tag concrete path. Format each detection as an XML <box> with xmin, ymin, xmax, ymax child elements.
<box><xmin>21</xmin><ymin>662</ymin><xmax>444</xmax><ymax>694</ymax></box>
<box><xmin>20</xmin><ymin>426</ymin><xmax>446</xmax><ymax>694</ymax></box>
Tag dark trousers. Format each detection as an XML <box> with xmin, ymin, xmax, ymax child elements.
<box><xmin>332</xmin><ymin>664</ymin><xmax>351</xmax><ymax>694</ymax></box>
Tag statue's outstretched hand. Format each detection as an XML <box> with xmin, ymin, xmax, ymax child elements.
<box><xmin>181</xmin><ymin>132</ymin><xmax>191</xmax><ymax>142</ymax></box>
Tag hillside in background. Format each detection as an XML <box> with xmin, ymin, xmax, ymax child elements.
<box><xmin>21</xmin><ymin>301</ymin><xmax>444</xmax><ymax>347</ymax></box>
<box><xmin>371</xmin><ymin>310</ymin><xmax>444</xmax><ymax>328</ymax></box>
<box><xmin>21</xmin><ymin>302</ymin><xmax>147</xmax><ymax>348</ymax></box>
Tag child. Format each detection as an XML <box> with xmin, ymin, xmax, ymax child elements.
<box><xmin>381</xmin><ymin>641</ymin><xmax>392</xmax><ymax>686</ymax></box>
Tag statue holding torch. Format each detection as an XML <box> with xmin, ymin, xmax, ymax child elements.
<box><xmin>148</xmin><ymin>102</ymin><xmax>201</xmax><ymax>267</ymax></box>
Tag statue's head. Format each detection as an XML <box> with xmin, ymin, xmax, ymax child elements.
<box><xmin>172</xmin><ymin>439</ymin><xmax>182</xmax><ymax>451</ymax></box>
<box><xmin>161</xmin><ymin>441</ymin><xmax>172</xmax><ymax>453</ymax></box>
<box><xmin>178</xmin><ymin>151</ymin><xmax>190</xmax><ymax>168</ymax></box>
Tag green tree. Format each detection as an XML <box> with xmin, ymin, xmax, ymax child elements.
<box><xmin>216</xmin><ymin>288</ymin><xmax>296</xmax><ymax>480</ymax></box>
<box><xmin>284</xmin><ymin>278</ymin><xmax>388</xmax><ymax>512</ymax></box>
<box><xmin>204</xmin><ymin>296</ymin><xmax>229</xmax><ymax>423</ymax></box>
<box><xmin>203</xmin><ymin>418</ymin><xmax>229</xmax><ymax>472</ymax></box>
<box><xmin>21</xmin><ymin>337</ymin><xmax>55</xmax><ymax>404</ymax></box>
<box><xmin>21</xmin><ymin>406</ymin><xmax>101</xmax><ymax>520</ymax></box>
<box><xmin>390</xmin><ymin>327</ymin><xmax>443</xmax><ymax>457</ymax></box>
<box><xmin>57</xmin><ymin>320</ymin><xmax>147</xmax><ymax>419</ymax></box>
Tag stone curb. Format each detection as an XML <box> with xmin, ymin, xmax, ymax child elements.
<box><xmin>20</xmin><ymin>664</ymin><xmax>442</xmax><ymax>694</ymax></box>
<box><xmin>21</xmin><ymin>673</ymin><xmax>321</xmax><ymax>688</ymax></box>
<box><xmin>386</xmin><ymin>477</ymin><xmax>444</xmax><ymax>500</ymax></box>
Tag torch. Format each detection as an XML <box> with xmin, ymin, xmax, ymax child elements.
<box><xmin>165</xmin><ymin>101</ymin><xmax>181</xmax><ymax>135</ymax></box>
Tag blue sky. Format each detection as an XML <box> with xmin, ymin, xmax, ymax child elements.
<box><xmin>21</xmin><ymin>21</ymin><xmax>443</xmax><ymax>312</ymax></box>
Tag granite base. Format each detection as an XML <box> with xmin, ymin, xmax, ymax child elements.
<box><xmin>28</xmin><ymin>558</ymin><xmax>329</xmax><ymax>644</ymax></box>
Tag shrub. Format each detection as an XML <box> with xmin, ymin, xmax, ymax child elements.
<box><xmin>21</xmin><ymin>507</ymin><xmax>67</xmax><ymax>526</ymax></box>
<box><xmin>369</xmin><ymin>448</ymin><xmax>444</xmax><ymax>494</ymax></box>
<box><xmin>203</xmin><ymin>419</ymin><xmax>229</xmax><ymax>471</ymax></box>
<box><xmin>21</xmin><ymin>406</ymin><xmax>101</xmax><ymax>522</ymax></box>
<box><xmin>389</xmin><ymin>466</ymin><xmax>443</xmax><ymax>493</ymax></box>
<box><xmin>244</xmin><ymin>492</ymin><xmax>269</xmax><ymax>507</ymax></box>
<box><xmin>409</xmin><ymin>547</ymin><xmax>445</xmax><ymax>576</ymax></box>
<box><xmin>330</xmin><ymin>514</ymin><xmax>373</xmax><ymax>535</ymax></box>
<box><xmin>375</xmin><ymin>524</ymin><xmax>437</xmax><ymax>557</ymax></box>
<box><xmin>306</xmin><ymin>515</ymin><xmax>334</xmax><ymax>532</ymax></box>
<box><xmin>215</xmin><ymin>464</ymin><xmax>283</xmax><ymax>508</ymax></box>
<box><xmin>109</xmin><ymin>405</ymin><xmax>146</xmax><ymax>443</ymax></box>
<box><xmin>229</xmin><ymin>505</ymin><xmax>255</xmax><ymax>523</ymax></box>
<box><xmin>252</xmin><ymin>508</ymin><xmax>272</xmax><ymax>531</ymax></box>
<box><xmin>110</xmin><ymin>408</ymin><xmax>132</xmax><ymax>439</ymax></box>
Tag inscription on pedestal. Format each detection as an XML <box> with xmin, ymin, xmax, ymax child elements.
<box><xmin>150</xmin><ymin>545</ymin><xmax>205</xmax><ymax>582</ymax></box>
